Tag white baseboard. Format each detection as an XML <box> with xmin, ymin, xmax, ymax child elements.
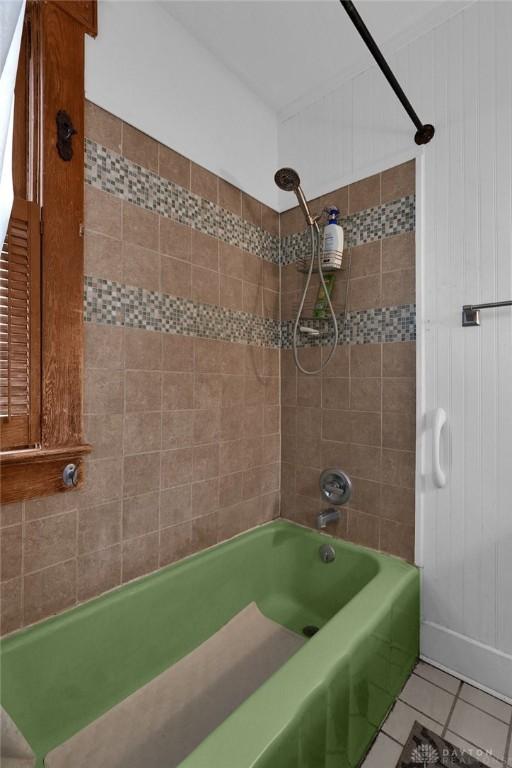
<box><xmin>421</xmin><ymin>621</ymin><xmax>512</xmax><ymax>704</ymax></box>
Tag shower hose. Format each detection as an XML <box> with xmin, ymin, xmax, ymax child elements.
<box><xmin>292</xmin><ymin>222</ymin><xmax>350</xmax><ymax>376</ymax></box>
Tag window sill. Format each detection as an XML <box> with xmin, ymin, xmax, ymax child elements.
<box><xmin>0</xmin><ymin>444</ymin><xmax>92</xmax><ymax>504</ymax></box>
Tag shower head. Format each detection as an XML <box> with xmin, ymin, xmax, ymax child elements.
<box><xmin>274</xmin><ymin>167</ymin><xmax>301</xmax><ymax>192</ymax></box>
<box><xmin>274</xmin><ymin>167</ymin><xmax>315</xmax><ymax>227</ymax></box>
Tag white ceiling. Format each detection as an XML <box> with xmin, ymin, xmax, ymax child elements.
<box><xmin>161</xmin><ymin>0</ymin><xmax>460</xmax><ymax>117</ymax></box>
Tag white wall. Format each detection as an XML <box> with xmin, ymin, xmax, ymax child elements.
<box><xmin>279</xmin><ymin>1</ymin><xmax>512</xmax><ymax>699</ymax></box>
<box><xmin>277</xmin><ymin>36</ymin><xmax>418</xmax><ymax>210</ymax></box>
<box><xmin>85</xmin><ymin>1</ymin><xmax>279</xmax><ymax>209</ymax></box>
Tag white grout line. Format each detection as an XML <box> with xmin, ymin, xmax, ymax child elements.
<box><xmin>394</xmin><ymin>695</ymin><xmax>447</xmax><ymax>728</ymax></box>
<box><xmin>380</xmin><ymin>730</ymin><xmax>404</xmax><ymax>748</ymax></box>
<box><xmin>443</xmin><ymin>679</ymin><xmax>463</xmax><ymax>739</ymax></box>
<box><xmin>456</xmin><ymin>694</ymin><xmax>512</xmax><ymax>727</ymax></box>
<box><xmin>412</xmin><ymin>668</ymin><xmax>460</xmax><ymax>696</ymax></box>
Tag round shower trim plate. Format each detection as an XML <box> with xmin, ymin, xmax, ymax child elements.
<box><xmin>319</xmin><ymin>468</ymin><xmax>352</xmax><ymax>506</ymax></box>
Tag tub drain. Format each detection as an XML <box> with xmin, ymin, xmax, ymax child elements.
<box><xmin>302</xmin><ymin>625</ymin><xmax>319</xmax><ymax>638</ymax></box>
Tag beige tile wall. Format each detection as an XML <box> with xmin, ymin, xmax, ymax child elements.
<box><xmin>281</xmin><ymin>163</ymin><xmax>415</xmax><ymax>321</ymax></box>
<box><xmin>280</xmin><ymin>162</ymin><xmax>416</xmax><ymax>562</ymax></box>
<box><xmin>84</xmin><ymin>103</ymin><xmax>280</xmax><ymax>319</ymax></box>
<box><xmin>0</xmin><ymin>103</ymin><xmax>280</xmax><ymax>635</ymax></box>
<box><xmin>0</xmin><ymin>113</ymin><xmax>417</xmax><ymax>637</ymax></box>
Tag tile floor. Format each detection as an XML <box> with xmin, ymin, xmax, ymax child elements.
<box><xmin>362</xmin><ymin>661</ymin><xmax>512</xmax><ymax>768</ymax></box>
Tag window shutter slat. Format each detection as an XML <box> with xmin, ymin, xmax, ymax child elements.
<box><xmin>0</xmin><ymin>197</ymin><xmax>41</xmax><ymax>450</ymax></box>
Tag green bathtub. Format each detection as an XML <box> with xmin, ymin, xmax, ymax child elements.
<box><xmin>0</xmin><ymin>520</ymin><xmax>419</xmax><ymax>767</ymax></box>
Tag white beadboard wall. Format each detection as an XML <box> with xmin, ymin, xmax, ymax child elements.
<box><xmin>280</xmin><ymin>1</ymin><xmax>512</xmax><ymax>699</ymax></box>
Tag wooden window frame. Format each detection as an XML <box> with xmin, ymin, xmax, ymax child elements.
<box><xmin>0</xmin><ymin>1</ymin><xmax>97</xmax><ymax>504</ymax></box>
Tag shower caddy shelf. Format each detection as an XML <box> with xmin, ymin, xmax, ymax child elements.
<box><xmin>295</xmin><ymin>261</ymin><xmax>340</xmax><ymax>274</ymax></box>
<box><xmin>295</xmin><ymin>251</ymin><xmax>348</xmax><ymax>274</ymax></box>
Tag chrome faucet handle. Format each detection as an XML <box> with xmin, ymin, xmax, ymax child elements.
<box><xmin>320</xmin><ymin>468</ymin><xmax>352</xmax><ymax>506</ymax></box>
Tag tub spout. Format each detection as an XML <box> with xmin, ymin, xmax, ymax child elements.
<box><xmin>316</xmin><ymin>508</ymin><xmax>340</xmax><ymax>529</ymax></box>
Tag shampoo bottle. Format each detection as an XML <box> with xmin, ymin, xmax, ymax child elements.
<box><xmin>322</xmin><ymin>207</ymin><xmax>344</xmax><ymax>269</ymax></box>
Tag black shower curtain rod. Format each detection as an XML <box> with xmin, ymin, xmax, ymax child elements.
<box><xmin>340</xmin><ymin>0</ymin><xmax>435</xmax><ymax>145</ymax></box>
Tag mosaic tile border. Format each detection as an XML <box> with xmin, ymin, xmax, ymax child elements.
<box><xmin>85</xmin><ymin>276</ymin><xmax>415</xmax><ymax>348</ymax></box>
<box><xmin>84</xmin><ymin>138</ymin><xmax>415</xmax><ymax>346</ymax></box>
<box><xmin>85</xmin><ymin>139</ymin><xmax>414</xmax><ymax>270</ymax></box>
<box><xmin>280</xmin><ymin>195</ymin><xmax>415</xmax><ymax>264</ymax></box>
<box><xmin>281</xmin><ymin>303</ymin><xmax>416</xmax><ymax>347</ymax></box>
<box><xmin>84</xmin><ymin>276</ymin><xmax>281</xmax><ymax>347</ymax></box>
<box><xmin>85</xmin><ymin>139</ymin><xmax>280</xmax><ymax>264</ymax></box>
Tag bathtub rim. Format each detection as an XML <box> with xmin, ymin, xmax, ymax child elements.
<box><xmin>177</xmin><ymin>524</ymin><xmax>419</xmax><ymax>767</ymax></box>
<box><xmin>0</xmin><ymin>519</ymin><xmax>419</xmax><ymax>768</ymax></box>
<box><xmin>0</xmin><ymin>518</ymin><xmax>408</xmax><ymax>646</ymax></box>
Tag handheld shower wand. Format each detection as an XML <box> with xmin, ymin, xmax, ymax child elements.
<box><xmin>275</xmin><ymin>168</ymin><xmax>341</xmax><ymax>375</ymax></box>
<box><xmin>274</xmin><ymin>168</ymin><xmax>315</xmax><ymax>227</ymax></box>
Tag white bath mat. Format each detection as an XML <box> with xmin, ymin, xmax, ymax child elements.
<box><xmin>44</xmin><ymin>602</ymin><xmax>304</xmax><ymax>768</ymax></box>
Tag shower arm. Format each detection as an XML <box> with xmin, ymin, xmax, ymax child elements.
<box><xmin>340</xmin><ymin>0</ymin><xmax>435</xmax><ymax>146</ymax></box>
